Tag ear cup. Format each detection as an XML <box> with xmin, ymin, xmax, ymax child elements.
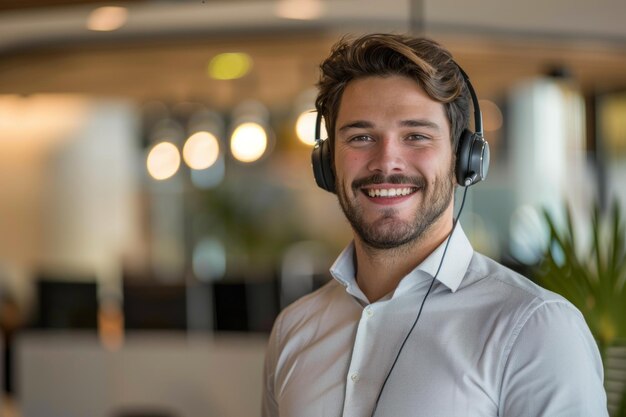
<box><xmin>455</xmin><ymin>129</ymin><xmax>490</xmax><ymax>187</ymax></box>
<box><xmin>311</xmin><ymin>139</ymin><xmax>336</xmax><ymax>193</ymax></box>
<box><xmin>455</xmin><ymin>129</ymin><xmax>474</xmax><ymax>185</ymax></box>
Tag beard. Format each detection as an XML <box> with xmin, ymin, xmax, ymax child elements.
<box><xmin>336</xmin><ymin>167</ymin><xmax>454</xmax><ymax>250</ymax></box>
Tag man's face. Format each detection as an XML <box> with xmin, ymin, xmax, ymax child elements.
<box><xmin>333</xmin><ymin>75</ymin><xmax>455</xmax><ymax>250</ymax></box>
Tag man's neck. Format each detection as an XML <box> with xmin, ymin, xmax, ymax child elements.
<box><xmin>353</xmin><ymin>213</ymin><xmax>454</xmax><ymax>303</ymax></box>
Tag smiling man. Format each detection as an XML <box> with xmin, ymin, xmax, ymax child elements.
<box><xmin>262</xmin><ymin>34</ymin><xmax>608</xmax><ymax>417</ymax></box>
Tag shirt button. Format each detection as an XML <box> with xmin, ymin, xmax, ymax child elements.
<box><xmin>365</xmin><ymin>306</ymin><xmax>374</xmax><ymax>317</ymax></box>
<box><xmin>350</xmin><ymin>372</ymin><xmax>360</xmax><ymax>383</ymax></box>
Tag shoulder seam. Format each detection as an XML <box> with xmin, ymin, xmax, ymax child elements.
<box><xmin>496</xmin><ymin>299</ymin><xmax>579</xmax><ymax>397</ymax></box>
<box><xmin>467</xmin><ymin>258</ymin><xmax>563</xmax><ymax>304</ymax></box>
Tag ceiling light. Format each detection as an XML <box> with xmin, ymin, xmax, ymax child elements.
<box><xmin>230</xmin><ymin>122</ymin><xmax>268</xmax><ymax>163</ymax></box>
<box><xmin>208</xmin><ymin>53</ymin><xmax>252</xmax><ymax>81</ymax></box>
<box><xmin>296</xmin><ymin>110</ymin><xmax>326</xmax><ymax>146</ymax></box>
<box><xmin>275</xmin><ymin>0</ymin><xmax>324</xmax><ymax>20</ymax></box>
<box><xmin>183</xmin><ymin>131</ymin><xmax>220</xmax><ymax>170</ymax></box>
<box><xmin>87</xmin><ymin>6</ymin><xmax>128</xmax><ymax>32</ymax></box>
<box><xmin>147</xmin><ymin>142</ymin><xmax>180</xmax><ymax>180</ymax></box>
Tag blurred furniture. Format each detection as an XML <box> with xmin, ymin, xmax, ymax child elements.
<box><xmin>112</xmin><ymin>407</ymin><xmax>178</xmax><ymax>417</ymax></box>
<box><xmin>123</xmin><ymin>284</ymin><xmax>187</xmax><ymax>331</ymax></box>
<box><xmin>34</xmin><ymin>279</ymin><xmax>98</xmax><ymax>330</ymax></box>
<box><xmin>17</xmin><ymin>332</ymin><xmax>267</xmax><ymax>417</ymax></box>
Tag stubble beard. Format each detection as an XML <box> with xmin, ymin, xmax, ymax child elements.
<box><xmin>337</xmin><ymin>168</ymin><xmax>455</xmax><ymax>251</ymax></box>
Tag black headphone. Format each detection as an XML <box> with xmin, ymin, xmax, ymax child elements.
<box><xmin>311</xmin><ymin>64</ymin><xmax>490</xmax><ymax>193</ymax></box>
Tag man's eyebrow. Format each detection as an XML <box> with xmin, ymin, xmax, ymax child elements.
<box><xmin>399</xmin><ymin>119</ymin><xmax>441</xmax><ymax>131</ymax></box>
<box><xmin>337</xmin><ymin>120</ymin><xmax>374</xmax><ymax>132</ymax></box>
<box><xmin>338</xmin><ymin>119</ymin><xmax>442</xmax><ymax>132</ymax></box>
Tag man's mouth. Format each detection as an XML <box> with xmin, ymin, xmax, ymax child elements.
<box><xmin>352</xmin><ymin>174</ymin><xmax>425</xmax><ymax>201</ymax></box>
<box><xmin>365</xmin><ymin>187</ymin><xmax>417</xmax><ymax>198</ymax></box>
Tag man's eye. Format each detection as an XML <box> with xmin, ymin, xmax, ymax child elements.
<box><xmin>350</xmin><ymin>135</ymin><xmax>372</xmax><ymax>143</ymax></box>
<box><xmin>406</xmin><ymin>134</ymin><xmax>428</xmax><ymax>141</ymax></box>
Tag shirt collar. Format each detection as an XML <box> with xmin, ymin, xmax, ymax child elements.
<box><xmin>329</xmin><ymin>225</ymin><xmax>473</xmax><ymax>302</ymax></box>
<box><xmin>413</xmin><ymin>224</ymin><xmax>473</xmax><ymax>293</ymax></box>
<box><xmin>329</xmin><ymin>242</ymin><xmax>369</xmax><ymax>302</ymax></box>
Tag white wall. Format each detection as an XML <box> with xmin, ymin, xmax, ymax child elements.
<box><xmin>40</xmin><ymin>99</ymin><xmax>142</xmax><ymax>295</ymax></box>
<box><xmin>0</xmin><ymin>96</ymin><xmax>142</xmax><ymax>309</ymax></box>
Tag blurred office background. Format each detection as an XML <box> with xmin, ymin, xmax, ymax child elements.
<box><xmin>0</xmin><ymin>0</ymin><xmax>625</xmax><ymax>416</ymax></box>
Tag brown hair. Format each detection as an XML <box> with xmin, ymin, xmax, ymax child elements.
<box><xmin>316</xmin><ymin>33</ymin><xmax>470</xmax><ymax>153</ymax></box>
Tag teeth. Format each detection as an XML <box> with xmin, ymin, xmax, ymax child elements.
<box><xmin>367</xmin><ymin>187</ymin><xmax>414</xmax><ymax>198</ymax></box>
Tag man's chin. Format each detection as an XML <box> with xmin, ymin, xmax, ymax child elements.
<box><xmin>367</xmin><ymin>212</ymin><xmax>412</xmax><ymax>230</ymax></box>
<box><xmin>359</xmin><ymin>233</ymin><xmax>416</xmax><ymax>251</ymax></box>
<box><xmin>355</xmin><ymin>220</ymin><xmax>417</xmax><ymax>250</ymax></box>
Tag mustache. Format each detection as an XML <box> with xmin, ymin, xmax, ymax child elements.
<box><xmin>352</xmin><ymin>174</ymin><xmax>426</xmax><ymax>190</ymax></box>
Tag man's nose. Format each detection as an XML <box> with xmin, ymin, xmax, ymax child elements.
<box><xmin>366</xmin><ymin>138</ymin><xmax>406</xmax><ymax>175</ymax></box>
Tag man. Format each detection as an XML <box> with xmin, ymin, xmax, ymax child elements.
<box><xmin>262</xmin><ymin>33</ymin><xmax>607</xmax><ymax>417</ymax></box>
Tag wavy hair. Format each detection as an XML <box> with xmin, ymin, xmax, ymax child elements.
<box><xmin>316</xmin><ymin>33</ymin><xmax>470</xmax><ymax>155</ymax></box>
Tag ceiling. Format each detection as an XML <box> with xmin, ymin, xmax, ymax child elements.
<box><xmin>0</xmin><ymin>0</ymin><xmax>146</xmax><ymax>12</ymax></box>
<box><xmin>0</xmin><ymin>0</ymin><xmax>625</xmax><ymax>108</ymax></box>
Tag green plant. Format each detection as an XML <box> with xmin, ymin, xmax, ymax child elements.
<box><xmin>534</xmin><ymin>199</ymin><xmax>626</xmax><ymax>416</ymax></box>
<box><xmin>618</xmin><ymin>390</ymin><xmax>626</xmax><ymax>417</ymax></box>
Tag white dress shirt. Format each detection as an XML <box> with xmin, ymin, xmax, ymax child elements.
<box><xmin>262</xmin><ymin>226</ymin><xmax>608</xmax><ymax>417</ymax></box>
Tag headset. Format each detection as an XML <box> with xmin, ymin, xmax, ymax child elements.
<box><xmin>311</xmin><ymin>63</ymin><xmax>490</xmax><ymax>192</ymax></box>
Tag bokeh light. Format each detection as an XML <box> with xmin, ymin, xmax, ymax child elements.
<box><xmin>147</xmin><ymin>142</ymin><xmax>181</xmax><ymax>180</ymax></box>
<box><xmin>208</xmin><ymin>53</ymin><xmax>252</xmax><ymax>80</ymax></box>
<box><xmin>193</xmin><ymin>237</ymin><xmax>226</xmax><ymax>282</ymax></box>
<box><xmin>296</xmin><ymin>110</ymin><xmax>326</xmax><ymax>146</ymax></box>
<box><xmin>275</xmin><ymin>0</ymin><xmax>324</xmax><ymax>20</ymax></box>
<box><xmin>230</xmin><ymin>122</ymin><xmax>268</xmax><ymax>163</ymax></box>
<box><xmin>87</xmin><ymin>6</ymin><xmax>128</xmax><ymax>31</ymax></box>
<box><xmin>183</xmin><ymin>131</ymin><xmax>220</xmax><ymax>170</ymax></box>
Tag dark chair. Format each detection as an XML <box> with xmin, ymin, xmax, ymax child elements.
<box><xmin>112</xmin><ymin>407</ymin><xmax>179</xmax><ymax>417</ymax></box>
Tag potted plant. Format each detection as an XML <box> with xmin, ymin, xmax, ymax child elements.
<box><xmin>534</xmin><ymin>199</ymin><xmax>626</xmax><ymax>416</ymax></box>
